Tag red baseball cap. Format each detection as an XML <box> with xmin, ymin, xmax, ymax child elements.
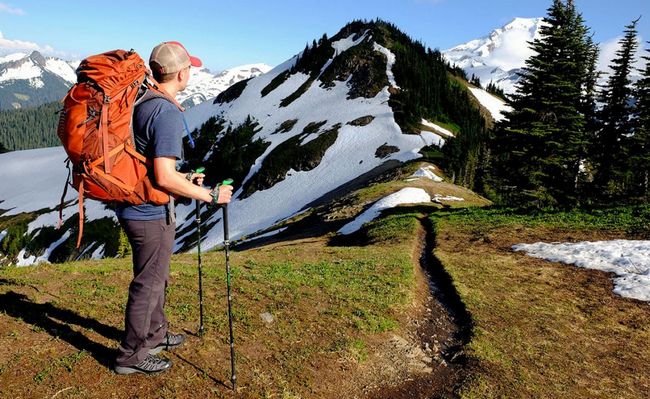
<box><xmin>149</xmin><ymin>41</ymin><xmax>202</xmax><ymax>74</ymax></box>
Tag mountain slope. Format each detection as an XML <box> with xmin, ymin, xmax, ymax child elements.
<box><xmin>0</xmin><ymin>19</ymin><xmax>509</xmax><ymax>266</ymax></box>
<box><xmin>0</xmin><ymin>51</ymin><xmax>77</xmax><ymax>109</ymax></box>
<box><xmin>178</xmin><ymin>19</ymin><xmax>503</xmax><ymax>252</ymax></box>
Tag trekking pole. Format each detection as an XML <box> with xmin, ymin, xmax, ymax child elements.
<box><xmin>220</xmin><ymin>178</ymin><xmax>237</xmax><ymax>391</ymax></box>
<box><xmin>193</xmin><ymin>167</ymin><xmax>206</xmax><ymax>337</ymax></box>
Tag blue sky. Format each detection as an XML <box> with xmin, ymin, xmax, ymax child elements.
<box><xmin>0</xmin><ymin>0</ymin><xmax>648</xmax><ymax>72</ymax></box>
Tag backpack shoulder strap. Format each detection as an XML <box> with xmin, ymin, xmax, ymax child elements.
<box><xmin>135</xmin><ymin>77</ymin><xmax>185</xmax><ymax>111</ymax></box>
<box><xmin>134</xmin><ymin>82</ymin><xmax>195</xmax><ymax>148</ymax></box>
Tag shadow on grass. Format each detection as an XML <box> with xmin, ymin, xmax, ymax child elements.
<box><xmin>173</xmin><ymin>352</ymin><xmax>231</xmax><ymax>390</ymax></box>
<box><xmin>0</xmin><ymin>291</ymin><xmax>121</xmax><ymax>368</ymax></box>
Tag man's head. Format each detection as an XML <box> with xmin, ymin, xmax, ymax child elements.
<box><xmin>149</xmin><ymin>41</ymin><xmax>202</xmax><ymax>89</ymax></box>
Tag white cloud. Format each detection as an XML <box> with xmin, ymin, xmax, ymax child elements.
<box><xmin>0</xmin><ymin>31</ymin><xmax>41</xmax><ymax>51</ymax></box>
<box><xmin>0</xmin><ymin>31</ymin><xmax>75</xmax><ymax>60</ymax></box>
<box><xmin>486</xmin><ymin>29</ymin><xmax>537</xmax><ymax>71</ymax></box>
<box><xmin>0</xmin><ymin>2</ymin><xmax>25</xmax><ymax>15</ymax></box>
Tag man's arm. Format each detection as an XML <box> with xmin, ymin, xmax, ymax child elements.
<box><xmin>153</xmin><ymin>156</ymin><xmax>232</xmax><ymax>204</ymax></box>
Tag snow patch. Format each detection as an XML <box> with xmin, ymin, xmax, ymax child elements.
<box><xmin>468</xmin><ymin>87</ymin><xmax>511</xmax><ymax>122</ymax></box>
<box><xmin>44</xmin><ymin>58</ymin><xmax>77</xmax><ymax>83</ymax></box>
<box><xmin>332</xmin><ymin>31</ymin><xmax>369</xmax><ymax>55</ymax></box>
<box><xmin>0</xmin><ymin>147</ymin><xmax>115</xmax><ymax>231</ymax></box>
<box><xmin>513</xmin><ymin>240</ymin><xmax>650</xmax><ymax>302</ymax></box>
<box><xmin>17</xmin><ymin>230</ymin><xmax>71</xmax><ymax>266</ymax></box>
<box><xmin>421</xmin><ymin>119</ymin><xmax>454</xmax><ymax>137</ymax></box>
<box><xmin>28</xmin><ymin>77</ymin><xmax>43</xmax><ymax>88</ymax></box>
<box><xmin>0</xmin><ymin>230</ymin><xmax>7</xmax><ymax>243</ymax></box>
<box><xmin>373</xmin><ymin>43</ymin><xmax>400</xmax><ymax>89</ymax></box>
<box><xmin>420</xmin><ymin>131</ymin><xmax>445</xmax><ymax>147</ymax></box>
<box><xmin>432</xmin><ymin>194</ymin><xmax>464</xmax><ymax>203</ymax></box>
<box><xmin>410</xmin><ymin>166</ymin><xmax>443</xmax><ymax>182</ymax></box>
<box><xmin>0</xmin><ymin>53</ymin><xmax>26</xmax><ymax>63</ymax></box>
<box><xmin>339</xmin><ymin>188</ymin><xmax>431</xmax><ymax>235</ymax></box>
<box><xmin>91</xmin><ymin>244</ymin><xmax>105</xmax><ymax>259</ymax></box>
<box><xmin>0</xmin><ymin>59</ymin><xmax>41</xmax><ymax>83</ymax></box>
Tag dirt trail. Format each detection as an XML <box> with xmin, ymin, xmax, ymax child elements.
<box><xmin>370</xmin><ymin>216</ymin><xmax>473</xmax><ymax>398</ymax></box>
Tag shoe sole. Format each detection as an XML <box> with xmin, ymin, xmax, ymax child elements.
<box><xmin>113</xmin><ymin>365</ymin><xmax>171</xmax><ymax>375</ymax></box>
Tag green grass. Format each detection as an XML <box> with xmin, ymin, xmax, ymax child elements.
<box><xmin>33</xmin><ymin>350</ymin><xmax>88</xmax><ymax>383</ymax></box>
<box><xmin>433</xmin><ymin>205</ymin><xmax>650</xmax><ymax>398</ymax></box>
<box><xmin>443</xmin><ymin>205</ymin><xmax>650</xmax><ymax>235</ymax></box>
<box><xmin>0</xmin><ymin>207</ymin><xmax>425</xmax><ymax>398</ymax></box>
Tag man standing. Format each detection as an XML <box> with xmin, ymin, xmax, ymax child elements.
<box><xmin>113</xmin><ymin>42</ymin><xmax>233</xmax><ymax>375</ymax></box>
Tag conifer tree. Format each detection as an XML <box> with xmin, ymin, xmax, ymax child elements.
<box><xmin>631</xmin><ymin>43</ymin><xmax>650</xmax><ymax>198</ymax></box>
<box><xmin>592</xmin><ymin>18</ymin><xmax>640</xmax><ymax>200</ymax></box>
<box><xmin>489</xmin><ymin>0</ymin><xmax>597</xmax><ymax>207</ymax></box>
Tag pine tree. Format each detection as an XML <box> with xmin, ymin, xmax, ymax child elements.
<box><xmin>592</xmin><ymin>18</ymin><xmax>640</xmax><ymax>200</ymax></box>
<box><xmin>631</xmin><ymin>43</ymin><xmax>650</xmax><ymax>198</ymax></box>
<box><xmin>489</xmin><ymin>0</ymin><xmax>597</xmax><ymax>208</ymax></box>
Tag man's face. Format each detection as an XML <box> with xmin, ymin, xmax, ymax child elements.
<box><xmin>180</xmin><ymin>66</ymin><xmax>191</xmax><ymax>91</ymax></box>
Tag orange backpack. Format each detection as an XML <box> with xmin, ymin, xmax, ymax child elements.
<box><xmin>57</xmin><ymin>49</ymin><xmax>183</xmax><ymax>247</ymax></box>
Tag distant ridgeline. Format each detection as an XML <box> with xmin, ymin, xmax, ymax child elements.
<box><xmin>0</xmin><ymin>101</ymin><xmax>60</xmax><ymax>151</ymax></box>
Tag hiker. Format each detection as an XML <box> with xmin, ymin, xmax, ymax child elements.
<box><xmin>113</xmin><ymin>41</ymin><xmax>233</xmax><ymax>375</ymax></box>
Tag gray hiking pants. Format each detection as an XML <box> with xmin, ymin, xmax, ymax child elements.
<box><xmin>115</xmin><ymin>217</ymin><xmax>175</xmax><ymax>366</ymax></box>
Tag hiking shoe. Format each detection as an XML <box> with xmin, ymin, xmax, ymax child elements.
<box><xmin>149</xmin><ymin>332</ymin><xmax>186</xmax><ymax>355</ymax></box>
<box><xmin>114</xmin><ymin>354</ymin><xmax>172</xmax><ymax>375</ymax></box>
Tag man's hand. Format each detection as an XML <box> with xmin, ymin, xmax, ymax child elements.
<box><xmin>153</xmin><ymin>157</ymin><xmax>213</xmax><ymax>203</ymax></box>
<box><xmin>188</xmin><ymin>172</ymin><xmax>205</xmax><ymax>187</ymax></box>
<box><xmin>186</xmin><ymin>168</ymin><xmax>205</xmax><ymax>187</ymax></box>
<box><xmin>210</xmin><ymin>184</ymin><xmax>233</xmax><ymax>205</ymax></box>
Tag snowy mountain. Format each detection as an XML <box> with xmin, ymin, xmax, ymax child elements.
<box><xmin>0</xmin><ymin>51</ymin><xmax>79</xmax><ymax>109</ymax></box>
<box><xmin>0</xmin><ymin>20</ymin><xmax>509</xmax><ymax>266</ymax></box>
<box><xmin>178</xmin><ymin>63</ymin><xmax>273</xmax><ymax>108</ymax></box>
<box><xmin>0</xmin><ymin>50</ymin><xmax>270</xmax><ymax>110</ymax></box>
<box><xmin>443</xmin><ymin>17</ymin><xmax>546</xmax><ymax>95</ymax></box>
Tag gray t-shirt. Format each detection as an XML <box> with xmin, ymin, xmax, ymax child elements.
<box><xmin>115</xmin><ymin>96</ymin><xmax>183</xmax><ymax>221</ymax></box>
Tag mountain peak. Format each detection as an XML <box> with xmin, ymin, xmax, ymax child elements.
<box><xmin>503</xmin><ymin>17</ymin><xmax>544</xmax><ymax>30</ymax></box>
<box><xmin>442</xmin><ymin>17</ymin><xmax>546</xmax><ymax>94</ymax></box>
<box><xmin>28</xmin><ymin>50</ymin><xmax>46</xmax><ymax>66</ymax></box>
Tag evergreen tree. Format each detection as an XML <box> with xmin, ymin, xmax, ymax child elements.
<box><xmin>0</xmin><ymin>101</ymin><xmax>60</xmax><ymax>150</ymax></box>
<box><xmin>489</xmin><ymin>0</ymin><xmax>597</xmax><ymax>208</ymax></box>
<box><xmin>592</xmin><ymin>18</ymin><xmax>640</xmax><ymax>200</ymax></box>
<box><xmin>631</xmin><ymin>43</ymin><xmax>650</xmax><ymax>198</ymax></box>
<box><xmin>0</xmin><ymin>141</ymin><xmax>8</xmax><ymax>153</ymax></box>
<box><xmin>486</xmin><ymin>81</ymin><xmax>507</xmax><ymax>100</ymax></box>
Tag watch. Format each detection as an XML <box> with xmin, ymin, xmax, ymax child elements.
<box><xmin>209</xmin><ymin>185</ymin><xmax>221</xmax><ymax>205</ymax></box>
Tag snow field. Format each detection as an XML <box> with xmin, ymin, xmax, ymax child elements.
<box><xmin>513</xmin><ymin>240</ymin><xmax>650</xmax><ymax>302</ymax></box>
